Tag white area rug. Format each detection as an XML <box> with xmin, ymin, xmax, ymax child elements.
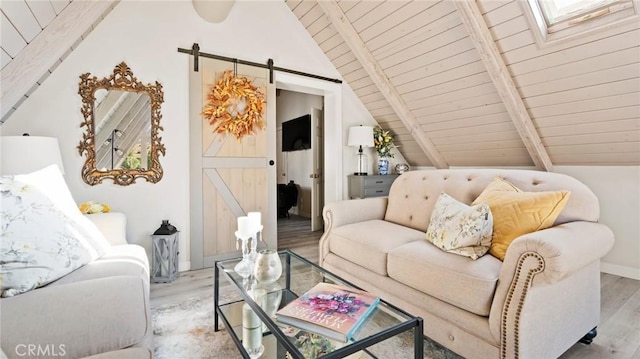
<box><xmin>152</xmin><ymin>291</ymin><xmax>463</xmax><ymax>359</ymax></box>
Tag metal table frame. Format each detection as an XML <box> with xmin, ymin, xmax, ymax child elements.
<box><xmin>214</xmin><ymin>249</ymin><xmax>423</xmax><ymax>359</ymax></box>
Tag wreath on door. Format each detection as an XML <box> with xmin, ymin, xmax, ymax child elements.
<box><xmin>202</xmin><ymin>70</ymin><xmax>266</xmax><ymax>139</ymax></box>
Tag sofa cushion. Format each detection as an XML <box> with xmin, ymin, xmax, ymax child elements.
<box><xmin>425</xmin><ymin>193</ymin><xmax>493</xmax><ymax>260</ymax></box>
<box><xmin>387</xmin><ymin>241</ymin><xmax>502</xmax><ymax>316</ymax></box>
<box><xmin>86</xmin><ymin>212</ymin><xmax>128</xmax><ymax>246</ymax></box>
<box><xmin>48</xmin><ymin>245</ymin><xmax>150</xmax><ymax>288</ymax></box>
<box><xmin>0</xmin><ymin>276</ymin><xmax>149</xmax><ymax>359</ymax></box>
<box><xmin>329</xmin><ymin>220</ymin><xmax>424</xmax><ymax>276</ymax></box>
<box><xmin>472</xmin><ymin>177</ymin><xmax>570</xmax><ymax>261</ymax></box>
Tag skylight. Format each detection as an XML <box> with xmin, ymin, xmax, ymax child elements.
<box><xmin>539</xmin><ymin>0</ymin><xmax>620</xmax><ymax>25</ymax></box>
<box><xmin>524</xmin><ymin>0</ymin><xmax>638</xmax><ymax>47</ymax></box>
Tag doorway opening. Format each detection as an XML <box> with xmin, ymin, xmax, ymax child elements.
<box><xmin>273</xmin><ymin>70</ymin><xmax>342</xmax><ymax>250</ymax></box>
<box><xmin>275</xmin><ymin>89</ymin><xmax>324</xmax><ymax>239</ymax></box>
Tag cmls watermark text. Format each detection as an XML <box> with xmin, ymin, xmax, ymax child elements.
<box><xmin>15</xmin><ymin>344</ymin><xmax>66</xmax><ymax>357</ymax></box>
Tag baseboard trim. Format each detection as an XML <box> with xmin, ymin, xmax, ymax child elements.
<box><xmin>601</xmin><ymin>262</ymin><xmax>640</xmax><ymax>280</ymax></box>
<box><xmin>179</xmin><ymin>261</ymin><xmax>191</xmax><ymax>272</ymax></box>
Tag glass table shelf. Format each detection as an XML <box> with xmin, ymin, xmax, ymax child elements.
<box><xmin>215</xmin><ymin>250</ymin><xmax>423</xmax><ymax>359</ymax></box>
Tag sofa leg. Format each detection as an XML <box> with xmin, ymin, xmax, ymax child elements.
<box><xmin>579</xmin><ymin>327</ymin><xmax>597</xmax><ymax>345</ymax></box>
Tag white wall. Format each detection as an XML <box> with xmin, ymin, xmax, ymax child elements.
<box><xmin>0</xmin><ymin>0</ymin><xmax>369</xmax><ymax>271</ymax></box>
<box><xmin>275</xmin><ymin>90</ymin><xmax>323</xmax><ymax>217</ymax></box>
<box><xmin>555</xmin><ymin>166</ymin><xmax>640</xmax><ymax>280</ymax></box>
<box><xmin>341</xmin><ymin>85</ymin><xmax>408</xmax><ymax>198</ymax></box>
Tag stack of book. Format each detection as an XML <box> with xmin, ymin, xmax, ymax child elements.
<box><xmin>276</xmin><ymin>282</ymin><xmax>380</xmax><ymax>342</ymax></box>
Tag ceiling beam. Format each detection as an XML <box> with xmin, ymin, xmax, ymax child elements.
<box><xmin>454</xmin><ymin>0</ymin><xmax>553</xmax><ymax>171</ymax></box>
<box><xmin>317</xmin><ymin>1</ymin><xmax>448</xmax><ymax>169</ymax></box>
<box><xmin>1</xmin><ymin>0</ymin><xmax>119</xmax><ymax>122</ymax></box>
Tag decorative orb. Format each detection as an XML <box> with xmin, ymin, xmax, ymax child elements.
<box><xmin>253</xmin><ymin>249</ymin><xmax>282</xmax><ymax>283</ymax></box>
<box><xmin>395</xmin><ymin>163</ymin><xmax>410</xmax><ymax>174</ymax></box>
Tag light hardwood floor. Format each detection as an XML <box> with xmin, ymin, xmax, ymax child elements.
<box><xmin>151</xmin><ymin>216</ymin><xmax>640</xmax><ymax>358</ymax></box>
<box><xmin>150</xmin><ymin>215</ymin><xmax>320</xmax><ymax>308</ymax></box>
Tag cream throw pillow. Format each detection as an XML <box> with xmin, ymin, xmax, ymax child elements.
<box><xmin>472</xmin><ymin>178</ymin><xmax>570</xmax><ymax>261</ymax></box>
<box><xmin>0</xmin><ymin>165</ymin><xmax>110</xmax><ymax>297</ymax></box>
<box><xmin>425</xmin><ymin>193</ymin><xmax>493</xmax><ymax>260</ymax></box>
<box><xmin>14</xmin><ymin>165</ymin><xmax>110</xmax><ymax>257</ymax></box>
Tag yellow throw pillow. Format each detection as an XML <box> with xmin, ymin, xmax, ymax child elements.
<box><xmin>472</xmin><ymin>178</ymin><xmax>570</xmax><ymax>261</ymax></box>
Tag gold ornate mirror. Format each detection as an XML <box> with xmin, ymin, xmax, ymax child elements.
<box><xmin>78</xmin><ymin>62</ymin><xmax>165</xmax><ymax>185</ymax></box>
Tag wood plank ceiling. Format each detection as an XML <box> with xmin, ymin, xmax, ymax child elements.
<box><xmin>286</xmin><ymin>0</ymin><xmax>640</xmax><ymax>168</ymax></box>
<box><xmin>0</xmin><ymin>0</ymin><xmax>119</xmax><ymax>123</ymax></box>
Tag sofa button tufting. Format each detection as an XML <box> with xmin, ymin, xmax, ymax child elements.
<box><xmin>449</xmin><ymin>335</ymin><xmax>455</xmax><ymax>341</ymax></box>
<box><xmin>405</xmin><ymin>195</ymin><xmax>409</xmax><ymax>199</ymax></box>
<box><xmin>467</xmin><ymin>177</ymin><xmax>472</xmax><ymax>181</ymax></box>
<box><xmin>409</xmin><ymin>215</ymin><xmax>413</xmax><ymax>220</ymax></box>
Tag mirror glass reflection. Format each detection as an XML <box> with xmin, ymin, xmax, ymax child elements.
<box><xmin>94</xmin><ymin>90</ymin><xmax>152</xmax><ymax>171</ymax></box>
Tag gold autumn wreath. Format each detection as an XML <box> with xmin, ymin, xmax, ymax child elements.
<box><xmin>202</xmin><ymin>70</ymin><xmax>266</xmax><ymax>139</ymax></box>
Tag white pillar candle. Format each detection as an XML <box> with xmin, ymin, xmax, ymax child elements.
<box><xmin>161</xmin><ymin>258</ymin><xmax>168</xmax><ymax>277</ymax></box>
<box><xmin>237</xmin><ymin>216</ymin><xmax>251</xmax><ymax>237</ymax></box>
<box><xmin>248</xmin><ymin>211</ymin><xmax>261</xmax><ymax>233</ymax></box>
<box><xmin>242</xmin><ymin>303</ymin><xmax>262</xmax><ymax>328</ymax></box>
<box><xmin>243</xmin><ymin>326</ymin><xmax>262</xmax><ymax>351</ymax></box>
<box><xmin>242</xmin><ymin>303</ymin><xmax>262</xmax><ymax>349</ymax></box>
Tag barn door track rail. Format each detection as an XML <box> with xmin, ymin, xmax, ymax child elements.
<box><xmin>178</xmin><ymin>43</ymin><xmax>342</xmax><ymax>84</ymax></box>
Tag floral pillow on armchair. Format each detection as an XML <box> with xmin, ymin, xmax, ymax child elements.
<box><xmin>0</xmin><ymin>165</ymin><xmax>108</xmax><ymax>297</ymax></box>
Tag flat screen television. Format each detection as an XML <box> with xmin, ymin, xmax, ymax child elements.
<box><xmin>282</xmin><ymin>114</ymin><xmax>311</xmax><ymax>152</ymax></box>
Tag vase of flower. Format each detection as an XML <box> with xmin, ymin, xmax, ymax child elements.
<box><xmin>373</xmin><ymin>126</ymin><xmax>394</xmax><ymax>175</ymax></box>
<box><xmin>378</xmin><ymin>157</ymin><xmax>390</xmax><ymax>175</ymax></box>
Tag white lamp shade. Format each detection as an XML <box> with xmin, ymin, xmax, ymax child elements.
<box><xmin>0</xmin><ymin>136</ymin><xmax>65</xmax><ymax>175</ymax></box>
<box><xmin>347</xmin><ymin>126</ymin><xmax>374</xmax><ymax>147</ymax></box>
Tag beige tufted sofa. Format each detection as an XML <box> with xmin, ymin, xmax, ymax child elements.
<box><xmin>320</xmin><ymin>169</ymin><xmax>614</xmax><ymax>358</ymax></box>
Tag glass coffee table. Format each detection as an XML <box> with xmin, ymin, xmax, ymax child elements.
<box><xmin>215</xmin><ymin>250</ymin><xmax>424</xmax><ymax>359</ymax></box>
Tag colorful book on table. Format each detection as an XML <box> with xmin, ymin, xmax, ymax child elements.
<box><xmin>275</xmin><ymin>282</ymin><xmax>380</xmax><ymax>342</ymax></box>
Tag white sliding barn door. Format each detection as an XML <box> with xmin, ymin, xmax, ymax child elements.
<box><xmin>190</xmin><ymin>57</ymin><xmax>276</xmax><ymax>269</ymax></box>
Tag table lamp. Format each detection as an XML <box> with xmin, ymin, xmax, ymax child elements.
<box><xmin>347</xmin><ymin>125</ymin><xmax>374</xmax><ymax>176</ymax></box>
<box><xmin>0</xmin><ymin>135</ymin><xmax>65</xmax><ymax>175</ymax></box>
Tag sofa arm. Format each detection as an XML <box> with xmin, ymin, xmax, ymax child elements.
<box><xmin>322</xmin><ymin>197</ymin><xmax>388</xmax><ymax>229</ymax></box>
<box><xmin>319</xmin><ymin>197</ymin><xmax>388</xmax><ymax>265</ymax></box>
<box><xmin>501</xmin><ymin>221</ymin><xmax>614</xmax><ymax>284</ymax></box>
<box><xmin>0</xmin><ymin>276</ymin><xmax>149</xmax><ymax>359</ymax></box>
<box><xmin>86</xmin><ymin>212</ymin><xmax>128</xmax><ymax>246</ymax></box>
<box><xmin>488</xmin><ymin>221</ymin><xmax>614</xmax><ymax>356</ymax></box>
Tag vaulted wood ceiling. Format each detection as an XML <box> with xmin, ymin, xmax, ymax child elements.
<box><xmin>2</xmin><ymin>0</ymin><xmax>638</xmax><ymax>167</ymax></box>
<box><xmin>286</xmin><ymin>0</ymin><xmax>640</xmax><ymax>168</ymax></box>
<box><xmin>0</xmin><ymin>0</ymin><xmax>118</xmax><ymax>123</ymax></box>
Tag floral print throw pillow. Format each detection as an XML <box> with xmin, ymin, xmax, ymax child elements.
<box><xmin>425</xmin><ymin>193</ymin><xmax>493</xmax><ymax>260</ymax></box>
<box><xmin>0</xmin><ymin>177</ymin><xmax>95</xmax><ymax>297</ymax></box>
